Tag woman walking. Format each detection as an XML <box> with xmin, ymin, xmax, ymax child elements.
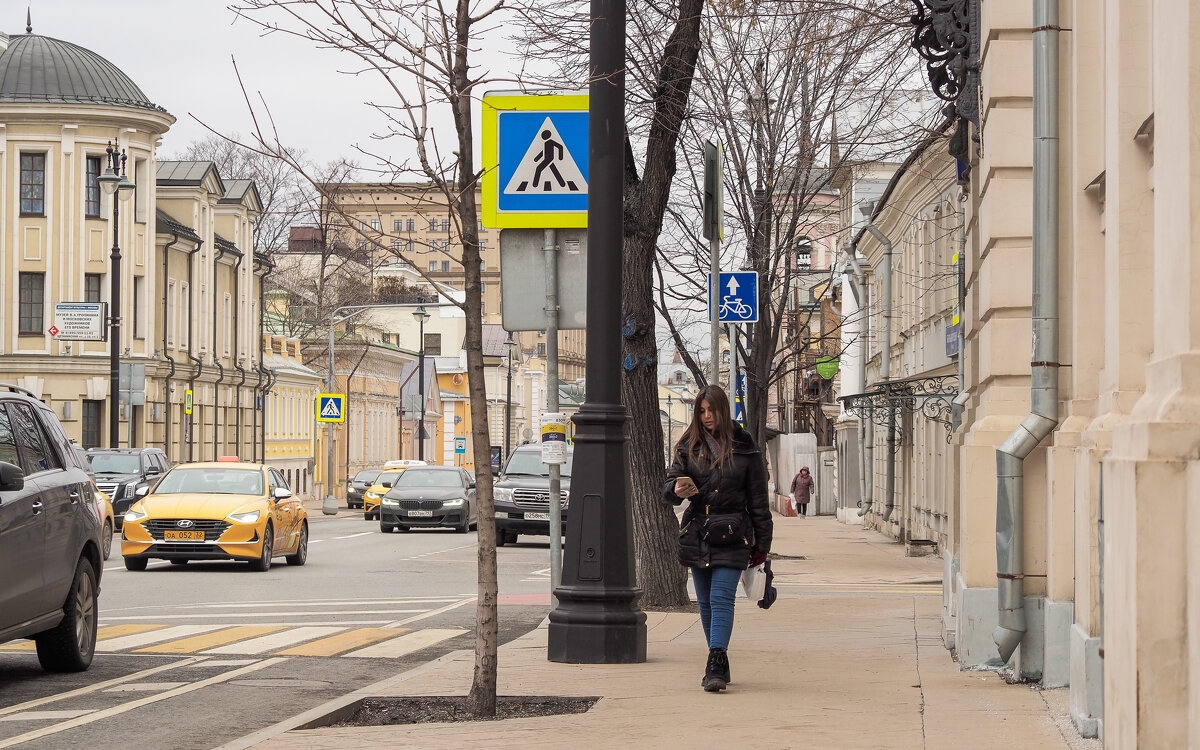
<box><xmin>664</xmin><ymin>385</ymin><xmax>773</xmax><ymax>692</ymax></box>
<box><xmin>790</xmin><ymin>466</ymin><xmax>815</xmax><ymax>517</ymax></box>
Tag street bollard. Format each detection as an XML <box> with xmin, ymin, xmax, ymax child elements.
<box><xmin>322</xmin><ymin>491</ymin><xmax>338</xmax><ymax>516</ymax></box>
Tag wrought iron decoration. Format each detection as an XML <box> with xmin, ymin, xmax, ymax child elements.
<box><xmin>910</xmin><ymin>0</ymin><xmax>980</xmax><ymax>181</ymax></box>
<box><xmin>840</xmin><ymin>374</ymin><xmax>959</xmax><ymax>442</ymax></box>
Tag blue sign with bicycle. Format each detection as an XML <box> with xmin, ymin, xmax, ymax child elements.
<box><xmin>710</xmin><ymin>271</ymin><xmax>759</xmax><ymax>323</ymax></box>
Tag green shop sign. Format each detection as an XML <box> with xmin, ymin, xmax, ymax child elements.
<box><xmin>815</xmin><ymin>356</ymin><xmax>839</xmax><ymax>380</ymax></box>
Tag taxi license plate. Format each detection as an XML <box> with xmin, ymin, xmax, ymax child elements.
<box><xmin>164</xmin><ymin>530</ymin><xmax>205</xmax><ymax>541</ymax></box>
<box><xmin>524</xmin><ymin>512</ymin><xmax>550</xmax><ymax>521</ymax></box>
<box><xmin>408</xmin><ymin>510</ymin><xmax>434</xmax><ymax>517</ymax></box>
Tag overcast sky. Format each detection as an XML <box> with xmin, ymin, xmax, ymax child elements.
<box><xmin>20</xmin><ymin>0</ymin><xmax>519</xmax><ymax>167</ymax></box>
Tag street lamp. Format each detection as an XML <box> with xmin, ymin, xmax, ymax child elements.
<box><xmin>413</xmin><ymin>305</ymin><xmax>431</xmax><ymax>461</ymax></box>
<box><xmin>504</xmin><ymin>332</ymin><xmax>516</xmax><ymax>462</ymax></box>
<box><xmin>97</xmin><ymin>141</ymin><xmax>135</xmax><ymax>448</ymax></box>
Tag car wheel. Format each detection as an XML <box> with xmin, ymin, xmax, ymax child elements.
<box><xmin>101</xmin><ymin>520</ymin><xmax>113</xmax><ymax>561</ymax></box>
<box><xmin>380</xmin><ymin>521</ymin><xmax>394</xmax><ymax>533</ymax></box>
<box><xmin>286</xmin><ymin>522</ymin><xmax>308</xmax><ymax>566</ymax></box>
<box><xmin>250</xmin><ymin>523</ymin><xmax>274</xmax><ymax>572</ymax></box>
<box><xmin>170</xmin><ymin>559</ymin><xmax>188</xmax><ymax>566</ymax></box>
<box><xmin>34</xmin><ymin>558</ymin><xmax>98</xmax><ymax>672</ymax></box>
<box><xmin>455</xmin><ymin>514</ymin><xmax>470</xmax><ymax>534</ymax></box>
<box><xmin>396</xmin><ymin>525</ymin><xmax>409</xmax><ymax>533</ymax></box>
<box><xmin>124</xmin><ymin>556</ymin><xmax>148</xmax><ymax>571</ymax></box>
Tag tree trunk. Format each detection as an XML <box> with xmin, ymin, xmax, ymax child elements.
<box><xmin>621</xmin><ymin>0</ymin><xmax>705</xmax><ymax>610</ymax></box>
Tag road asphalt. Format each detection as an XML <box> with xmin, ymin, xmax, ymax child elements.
<box><xmin>224</xmin><ymin>512</ymin><xmax>1101</xmax><ymax>750</ymax></box>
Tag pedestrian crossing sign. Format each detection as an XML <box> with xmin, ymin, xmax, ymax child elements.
<box><xmin>482</xmin><ymin>91</ymin><xmax>589</xmax><ymax>229</ymax></box>
<box><xmin>316</xmin><ymin>393</ymin><xmax>346</xmax><ymax>423</ymax></box>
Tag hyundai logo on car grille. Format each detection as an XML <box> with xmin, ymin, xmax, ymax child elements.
<box><xmin>176</xmin><ymin>519</ymin><xmax>195</xmax><ymax>529</ymax></box>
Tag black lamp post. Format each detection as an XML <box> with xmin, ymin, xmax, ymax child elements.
<box><xmin>97</xmin><ymin>141</ymin><xmax>135</xmax><ymax>449</ymax></box>
<box><xmin>413</xmin><ymin>305</ymin><xmax>430</xmax><ymax>461</ymax></box>
<box><xmin>504</xmin><ymin>332</ymin><xmax>516</xmax><ymax>461</ymax></box>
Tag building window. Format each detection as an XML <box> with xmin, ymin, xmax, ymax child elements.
<box><xmin>134</xmin><ymin>158</ymin><xmax>148</xmax><ymax>223</ymax></box>
<box><xmin>428</xmin><ymin>260</ymin><xmax>438</xmax><ymax>272</ymax></box>
<box><xmin>407</xmin><ymin>218</ymin><xmax>415</xmax><ymax>231</ymax></box>
<box><xmin>371</xmin><ymin>219</ymin><xmax>380</xmax><ymax>231</ymax></box>
<box><xmin>423</xmin><ymin>333</ymin><xmax>442</xmax><ymax>356</ymax></box>
<box><xmin>19</xmin><ymin>272</ymin><xmax>44</xmax><ymax>335</ymax></box>
<box><xmin>82</xmin><ymin>400</ymin><xmax>103</xmax><ymax>448</ymax></box>
<box><xmin>537</xmin><ymin>342</ymin><xmax>546</xmax><ymax>357</ymax></box>
<box><xmin>394</xmin><ymin>219</ymin><xmax>402</xmax><ymax>232</ymax></box>
<box><xmin>393</xmin><ymin>239</ymin><xmax>402</xmax><ymax>253</ymax></box>
<box><xmin>134</xmin><ymin>276</ymin><xmax>146</xmax><ymax>339</ymax></box>
<box><xmin>441</xmin><ymin>261</ymin><xmax>451</xmax><ymax>272</ymax></box>
<box><xmin>406</xmin><ymin>240</ymin><xmax>414</xmax><ymax>254</ymax></box>
<box><xmin>479</xmin><ymin>239</ymin><xmax>487</xmax><ymax>253</ymax></box>
<box><xmin>85</xmin><ymin>273</ymin><xmax>103</xmax><ymax>303</ymax></box>
<box><xmin>479</xmin><ymin>259</ymin><xmax>486</xmax><ymax>272</ymax></box>
<box><xmin>357</xmin><ymin>240</ymin><xmax>367</xmax><ymax>252</ymax></box>
<box><xmin>85</xmin><ymin>156</ymin><xmax>102</xmax><ymax>217</ymax></box>
<box><xmin>361</xmin><ymin>221</ymin><xmax>369</xmax><ymax>231</ymax></box>
<box><xmin>441</xmin><ymin>219</ymin><xmax>451</xmax><ymax>232</ymax></box>
<box><xmin>166</xmin><ymin>279</ymin><xmax>176</xmax><ymax>347</ymax></box>
<box><xmin>20</xmin><ymin>153</ymin><xmax>46</xmax><ymax>216</ymax></box>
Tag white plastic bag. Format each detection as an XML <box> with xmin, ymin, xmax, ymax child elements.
<box><xmin>740</xmin><ymin>564</ymin><xmax>766</xmax><ymax>600</ymax></box>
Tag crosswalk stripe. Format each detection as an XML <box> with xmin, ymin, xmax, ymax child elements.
<box><xmin>134</xmin><ymin>626</ymin><xmax>288</xmax><ymax>654</ymax></box>
<box><xmin>273</xmin><ymin>628</ymin><xmax>404</xmax><ymax>657</ymax></box>
<box><xmin>203</xmin><ymin>626</ymin><xmax>349</xmax><ymax>655</ymax></box>
<box><xmin>0</xmin><ymin>623</ymin><xmax>162</xmax><ymax>652</ymax></box>
<box><xmin>98</xmin><ymin>625</ymin><xmax>226</xmax><ymax>652</ymax></box>
<box><xmin>343</xmin><ymin>628</ymin><xmax>467</xmax><ymax>659</ymax></box>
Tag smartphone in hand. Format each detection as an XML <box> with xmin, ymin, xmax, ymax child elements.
<box><xmin>675</xmin><ymin>476</ymin><xmax>698</xmax><ymax>495</ymax></box>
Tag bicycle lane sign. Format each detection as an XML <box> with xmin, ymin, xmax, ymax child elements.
<box><xmin>709</xmin><ymin>271</ymin><xmax>758</xmax><ymax>324</ymax></box>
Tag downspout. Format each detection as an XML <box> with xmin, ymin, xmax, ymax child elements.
<box><xmin>861</xmin><ymin>212</ymin><xmax>896</xmax><ymax>523</ymax></box>
<box><xmin>994</xmin><ymin>0</ymin><xmax>1060</xmax><ymax>663</ymax></box>
<box><xmin>256</xmin><ymin>257</ymin><xmax>273</xmax><ymax>463</ymax></box>
<box><xmin>233</xmin><ymin>251</ymin><xmax>246</xmax><ymax>458</ymax></box>
<box><xmin>162</xmin><ymin>232</ymin><xmax>180</xmax><ymax>462</ymax></box>
<box><xmin>186</xmin><ymin>242</ymin><xmax>204</xmax><ymax>463</ymax></box>
<box><xmin>212</xmin><ymin>244</ymin><xmax>226</xmax><ymax>459</ymax></box>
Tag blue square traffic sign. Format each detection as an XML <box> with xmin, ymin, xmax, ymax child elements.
<box><xmin>710</xmin><ymin>271</ymin><xmax>759</xmax><ymax>323</ymax></box>
<box><xmin>315</xmin><ymin>393</ymin><xmax>346</xmax><ymax>423</ymax></box>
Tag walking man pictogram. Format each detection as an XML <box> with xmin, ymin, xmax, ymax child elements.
<box><xmin>518</xmin><ymin>130</ymin><xmax>579</xmax><ymax>192</ymax></box>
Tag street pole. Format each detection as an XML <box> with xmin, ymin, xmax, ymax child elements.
<box><xmin>549</xmin><ymin>0</ymin><xmax>647</xmax><ymax>664</ymax></box>
<box><xmin>505</xmin><ymin>333</ymin><xmax>514</xmax><ymax>462</ymax></box>
<box><xmin>415</xmin><ymin>306</ymin><xmax>429</xmax><ymax>461</ymax></box>
<box><xmin>544</xmin><ymin>228</ymin><xmax>563</xmax><ymax>606</ymax></box>
<box><xmin>98</xmin><ymin>142</ymin><xmax>132</xmax><ymax>448</ymax></box>
<box><xmin>324</xmin><ymin>319</ymin><xmax>337</xmax><ymax>515</ymax></box>
<box><xmin>666</xmin><ymin>394</ymin><xmax>673</xmax><ymax>465</ymax></box>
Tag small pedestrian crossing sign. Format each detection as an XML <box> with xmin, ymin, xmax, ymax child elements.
<box><xmin>316</xmin><ymin>393</ymin><xmax>346</xmax><ymax>423</ymax></box>
<box><xmin>482</xmin><ymin>91</ymin><xmax>589</xmax><ymax>229</ymax></box>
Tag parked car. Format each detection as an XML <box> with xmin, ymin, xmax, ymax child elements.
<box><xmin>346</xmin><ymin>468</ymin><xmax>381</xmax><ymax>510</ymax></box>
<box><xmin>492</xmin><ymin>444</ymin><xmax>572</xmax><ymax>546</ymax></box>
<box><xmin>0</xmin><ymin>383</ymin><xmax>103</xmax><ymax>672</ymax></box>
<box><xmin>121</xmin><ymin>459</ymin><xmax>308</xmax><ymax>571</ymax></box>
<box><xmin>84</xmin><ymin>447</ymin><xmax>169</xmax><ymax>527</ymax></box>
<box><xmin>379</xmin><ymin>465</ymin><xmax>476</xmax><ymax>533</ymax></box>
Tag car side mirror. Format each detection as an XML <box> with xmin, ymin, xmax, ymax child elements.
<box><xmin>135</xmin><ymin>485</ymin><xmax>150</xmax><ymax>497</ymax></box>
<box><xmin>468</xmin><ymin>481</ymin><xmax>476</xmax><ymax>490</ymax></box>
<box><xmin>0</xmin><ymin>461</ymin><xmax>25</xmax><ymax>492</ymax></box>
<box><xmin>146</xmin><ymin>466</ymin><xmax>161</xmax><ymax>476</ymax></box>
<box><xmin>382</xmin><ymin>481</ymin><xmax>393</xmax><ymax>488</ymax></box>
<box><xmin>273</xmin><ymin>487</ymin><xmax>293</xmax><ymax>500</ymax></box>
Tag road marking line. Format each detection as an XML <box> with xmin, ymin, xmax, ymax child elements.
<box><xmin>0</xmin><ymin>710</ymin><xmax>95</xmax><ymax>722</ymax></box>
<box><xmin>0</xmin><ymin>623</ymin><xmax>169</xmax><ymax>652</ymax></box>
<box><xmin>103</xmin><ymin>682</ymin><xmax>188</xmax><ymax>692</ymax></box>
<box><xmin>203</xmin><ymin>626</ymin><xmax>348</xmax><ymax>655</ymax></box>
<box><xmin>103</xmin><ymin>596</ymin><xmax>464</xmax><ymax>613</ymax></box>
<box><xmin>273</xmin><ymin>628</ymin><xmax>402</xmax><ymax>657</ymax></box>
<box><xmin>0</xmin><ymin>658</ymin><xmax>284</xmax><ymax>749</ymax></box>
<box><xmin>103</xmin><ymin>560</ymin><xmax>169</xmax><ymax>572</ymax></box>
<box><xmin>98</xmin><ymin>624</ymin><xmax>225</xmax><ymax>652</ymax></box>
<box><xmin>0</xmin><ymin>657</ymin><xmax>207</xmax><ymax>718</ymax></box>
<box><xmin>384</xmin><ymin>596</ymin><xmax>476</xmax><ymax>628</ymax></box>
<box><xmin>343</xmin><ymin>628</ymin><xmax>468</xmax><ymax>659</ymax></box>
<box><xmin>134</xmin><ymin>625</ymin><xmax>288</xmax><ymax>654</ymax></box>
<box><xmin>331</xmin><ymin>532</ymin><xmax>374</xmax><ymax>540</ymax></box>
<box><xmin>103</xmin><ymin>609</ymin><xmax>423</xmax><ymax>620</ymax></box>
<box><xmin>398</xmin><ymin>543</ymin><xmax>476</xmax><ymax>560</ymax></box>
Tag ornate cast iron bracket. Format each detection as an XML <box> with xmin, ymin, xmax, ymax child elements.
<box><xmin>839</xmin><ymin>373</ymin><xmax>960</xmax><ymax>442</ymax></box>
<box><xmin>910</xmin><ymin>0</ymin><xmax>981</xmax><ymax>183</ymax></box>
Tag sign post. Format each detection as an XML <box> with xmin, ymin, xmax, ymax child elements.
<box><xmin>704</xmin><ymin>140</ymin><xmax>723</xmax><ymax>383</ymax></box>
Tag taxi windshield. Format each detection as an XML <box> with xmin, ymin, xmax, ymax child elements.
<box><xmin>375</xmin><ymin>471</ymin><xmax>404</xmax><ymax>486</ymax></box>
<box><xmin>154</xmin><ymin>468</ymin><xmax>264</xmax><ymax>496</ymax></box>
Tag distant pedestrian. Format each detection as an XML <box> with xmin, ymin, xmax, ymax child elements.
<box><xmin>664</xmin><ymin>384</ymin><xmax>773</xmax><ymax>693</ymax></box>
<box><xmin>790</xmin><ymin>467</ymin><xmax>815</xmax><ymax>517</ymax></box>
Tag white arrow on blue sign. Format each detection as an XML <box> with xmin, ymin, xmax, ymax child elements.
<box><xmin>710</xmin><ymin>271</ymin><xmax>759</xmax><ymax>323</ymax></box>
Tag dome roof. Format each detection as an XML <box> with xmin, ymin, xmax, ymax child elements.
<box><xmin>0</xmin><ymin>34</ymin><xmax>166</xmax><ymax>112</ymax></box>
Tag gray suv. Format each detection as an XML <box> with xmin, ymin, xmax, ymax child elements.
<box><xmin>492</xmin><ymin>444</ymin><xmax>572</xmax><ymax>546</ymax></box>
<box><xmin>0</xmin><ymin>384</ymin><xmax>102</xmax><ymax>672</ymax></box>
<box><xmin>85</xmin><ymin>447</ymin><xmax>169</xmax><ymax>526</ymax></box>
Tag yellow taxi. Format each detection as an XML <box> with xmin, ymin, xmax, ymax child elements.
<box><xmin>92</xmin><ymin>483</ymin><xmax>115</xmax><ymax>561</ymax></box>
<box><xmin>120</xmin><ymin>459</ymin><xmax>308</xmax><ymax>572</ymax></box>
<box><xmin>363</xmin><ymin>468</ymin><xmax>407</xmax><ymax>520</ymax></box>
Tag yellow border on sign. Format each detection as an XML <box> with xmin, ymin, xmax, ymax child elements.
<box><xmin>481</xmin><ymin>93</ymin><xmax>589</xmax><ymax>229</ymax></box>
<box><xmin>315</xmin><ymin>392</ymin><xmax>347</xmax><ymax>423</ymax></box>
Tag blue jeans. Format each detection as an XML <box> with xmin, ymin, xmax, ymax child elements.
<box><xmin>692</xmin><ymin>566</ymin><xmax>741</xmax><ymax>650</ymax></box>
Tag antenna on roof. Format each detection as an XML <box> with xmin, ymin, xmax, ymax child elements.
<box><xmin>26</xmin><ymin>6</ymin><xmax>31</xmax><ymax>33</ymax></box>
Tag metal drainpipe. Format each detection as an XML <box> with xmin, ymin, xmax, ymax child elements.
<box><xmin>233</xmin><ymin>251</ymin><xmax>247</xmax><ymax>459</ymax></box>
<box><xmin>212</xmin><ymin>245</ymin><xmax>226</xmax><ymax>459</ymax></box>
<box><xmin>862</xmin><ymin>218</ymin><xmax>896</xmax><ymax>523</ymax></box>
<box><xmin>253</xmin><ymin>257</ymin><xmax>270</xmax><ymax>462</ymax></box>
<box><xmin>162</xmin><ymin>232</ymin><xmax>180</xmax><ymax>461</ymax></box>
<box><xmin>186</xmin><ymin>242</ymin><xmax>204</xmax><ymax>463</ymax></box>
<box><xmin>994</xmin><ymin>0</ymin><xmax>1060</xmax><ymax>664</ymax></box>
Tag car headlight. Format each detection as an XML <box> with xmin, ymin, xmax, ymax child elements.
<box><xmin>124</xmin><ymin>484</ymin><xmax>138</xmax><ymax>499</ymax></box>
<box><xmin>124</xmin><ymin>506</ymin><xmax>147</xmax><ymax>523</ymax></box>
<box><xmin>382</xmin><ymin>497</ymin><xmax>400</xmax><ymax>506</ymax></box>
<box><xmin>494</xmin><ymin>487</ymin><xmax>513</xmax><ymax>502</ymax></box>
<box><xmin>348</xmin><ymin>487</ymin><xmax>358</xmax><ymax>495</ymax></box>
<box><xmin>366</xmin><ymin>491</ymin><xmax>381</xmax><ymax>500</ymax></box>
<box><xmin>442</xmin><ymin>498</ymin><xmax>464</xmax><ymax>507</ymax></box>
<box><xmin>228</xmin><ymin>510</ymin><xmax>261</xmax><ymax>524</ymax></box>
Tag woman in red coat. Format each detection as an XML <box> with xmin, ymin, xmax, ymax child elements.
<box><xmin>790</xmin><ymin>466</ymin><xmax>815</xmax><ymax>517</ymax></box>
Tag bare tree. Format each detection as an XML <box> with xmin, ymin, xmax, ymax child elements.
<box><xmin>230</xmin><ymin>0</ymin><xmax>507</xmax><ymax>716</ymax></box>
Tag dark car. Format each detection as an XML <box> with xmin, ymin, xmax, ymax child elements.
<box><xmin>346</xmin><ymin>468</ymin><xmax>381</xmax><ymax>510</ymax></box>
<box><xmin>85</xmin><ymin>447</ymin><xmax>169</xmax><ymax>526</ymax></box>
<box><xmin>0</xmin><ymin>383</ymin><xmax>103</xmax><ymax>672</ymax></box>
<box><xmin>492</xmin><ymin>444</ymin><xmax>572</xmax><ymax>546</ymax></box>
<box><xmin>379</xmin><ymin>466</ymin><xmax>476</xmax><ymax>533</ymax></box>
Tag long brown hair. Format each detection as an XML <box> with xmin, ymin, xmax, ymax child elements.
<box><xmin>677</xmin><ymin>385</ymin><xmax>735</xmax><ymax>468</ymax></box>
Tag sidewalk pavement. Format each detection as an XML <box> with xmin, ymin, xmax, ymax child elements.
<box><xmin>234</xmin><ymin>515</ymin><xmax>1100</xmax><ymax>750</ymax></box>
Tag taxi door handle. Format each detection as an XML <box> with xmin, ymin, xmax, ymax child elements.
<box><xmin>31</xmin><ymin>501</ymin><xmax>43</xmax><ymax>515</ymax></box>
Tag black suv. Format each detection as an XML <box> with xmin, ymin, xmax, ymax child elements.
<box><xmin>85</xmin><ymin>447</ymin><xmax>169</xmax><ymax>526</ymax></box>
<box><xmin>0</xmin><ymin>384</ymin><xmax>103</xmax><ymax>672</ymax></box>
<box><xmin>492</xmin><ymin>444</ymin><xmax>572</xmax><ymax>546</ymax></box>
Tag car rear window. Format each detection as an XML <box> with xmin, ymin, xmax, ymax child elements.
<box><xmin>154</xmin><ymin>468</ymin><xmax>264</xmax><ymax>496</ymax></box>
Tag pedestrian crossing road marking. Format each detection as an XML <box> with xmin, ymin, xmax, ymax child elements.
<box><xmin>0</xmin><ymin>624</ymin><xmax>468</xmax><ymax>659</ymax></box>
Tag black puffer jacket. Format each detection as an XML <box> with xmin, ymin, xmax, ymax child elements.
<box><xmin>663</xmin><ymin>426</ymin><xmax>773</xmax><ymax>570</ymax></box>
